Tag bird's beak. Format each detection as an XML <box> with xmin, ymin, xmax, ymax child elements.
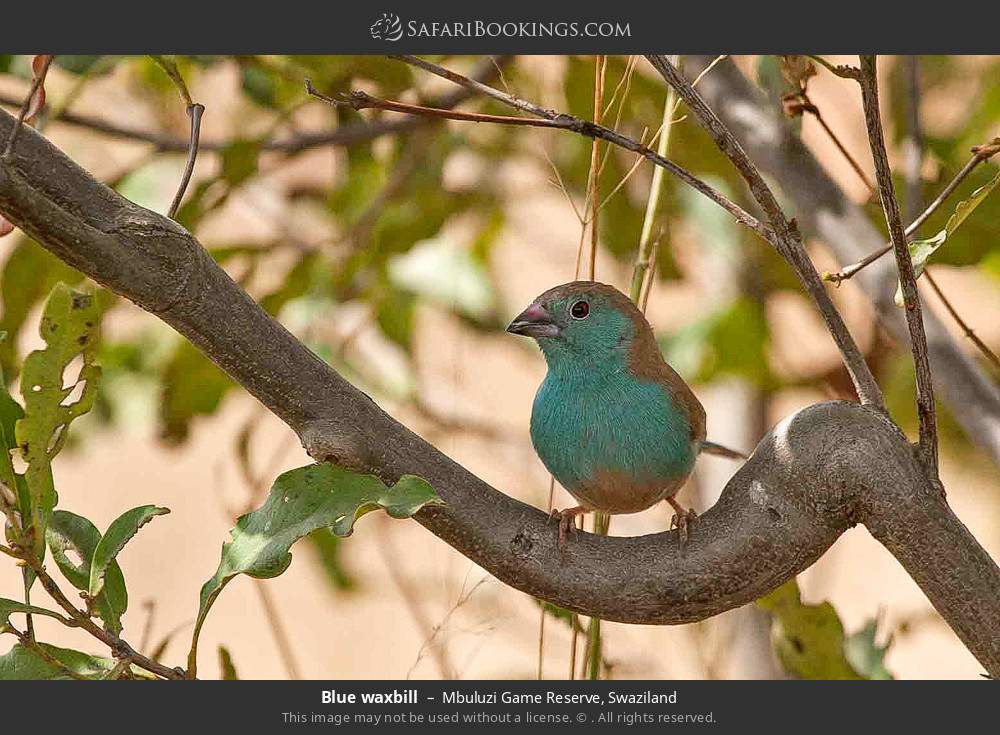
<box><xmin>506</xmin><ymin>303</ymin><xmax>560</xmax><ymax>339</ymax></box>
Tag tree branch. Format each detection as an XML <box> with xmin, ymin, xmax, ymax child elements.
<box><xmin>824</xmin><ymin>149</ymin><xmax>995</xmax><ymax>283</ymax></box>
<box><xmin>644</xmin><ymin>55</ymin><xmax>884</xmax><ymax>411</ymax></box>
<box><xmin>681</xmin><ymin>55</ymin><xmax>1000</xmax><ymax>470</ymax></box>
<box><xmin>0</xmin><ymin>56</ymin><xmax>511</xmax><ymax>154</ymax></box>
<box><xmin>857</xmin><ymin>56</ymin><xmax>938</xmax><ymax>478</ymax></box>
<box><xmin>390</xmin><ymin>54</ymin><xmax>773</xmax><ymax>242</ymax></box>
<box><xmin>1</xmin><ymin>105</ymin><xmax>998</xmax><ymax>674</ymax></box>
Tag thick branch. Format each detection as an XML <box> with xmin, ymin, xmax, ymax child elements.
<box><xmin>857</xmin><ymin>56</ymin><xmax>939</xmax><ymax>479</ymax></box>
<box><xmin>682</xmin><ymin>55</ymin><xmax>1000</xmax><ymax>469</ymax></box>
<box><xmin>0</xmin><ymin>108</ymin><xmax>998</xmax><ymax>675</ymax></box>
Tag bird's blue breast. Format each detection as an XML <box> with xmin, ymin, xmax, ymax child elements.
<box><xmin>529</xmin><ymin>359</ymin><xmax>695</xmax><ymax>508</ymax></box>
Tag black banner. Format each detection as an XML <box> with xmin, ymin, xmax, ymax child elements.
<box><xmin>0</xmin><ymin>2</ymin><xmax>994</xmax><ymax>54</ymax></box>
<box><xmin>4</xmin><ymin>680</ymin><xmax>995</xmax><ymax>730</ymax></box>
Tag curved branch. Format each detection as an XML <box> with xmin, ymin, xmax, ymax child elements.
<box><xmin>0</xmin><ymin>108</ymin><xmax>997</xmax><ymax>675</ymax></box>
<box><xmin>681</xmin><ymin>55</ymin><xmax>1000</xmax><ymax>469</ymax></box>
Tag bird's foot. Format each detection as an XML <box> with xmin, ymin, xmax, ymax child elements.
<box><xmin>548</xmin><ymin>506</ymin><xmax>588</xmax><ymax>551</ymax></box>
<box><xmin>667</xmin><ymin>497</ymin><xmax>698</xmax><ymax>548</ymax></box>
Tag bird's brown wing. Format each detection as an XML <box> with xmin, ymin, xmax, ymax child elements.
<box><xmin>625</xmin><ymin>319</ymin><xmax>707</xmax><ymax>444</ymax></box>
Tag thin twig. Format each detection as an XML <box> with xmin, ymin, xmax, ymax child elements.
<box><xmin>811</xmin><ymin>104</ymin><xmax>877</xmax><ymax>194</ymax></box>
<box><xmin>922</xmin><ymin>270</ymin><xmax>1000</xmax><ymax>374</ymax></box>
<box><xmin>305</xmin><ymin>84</ymin><xmax>564</xmax><ymax>129</ymax></box>
<box><xmin>167</xmin><ymin>103</ymin><xmax>204</xmax><ymax>219</ymax></box>
<box><xmin>644</xmin><ymin>55</ymin><xmax>885</xmax><ymax>412</ymax></box>
<box><xmin>808</xmin><ymin>55</ymin><xmax>861</xmax><ymax>80</ymax></box>
<box><xmin>20</xmin><ymin>553</ymin><xmax>186</xmax><ymax>679</ymax></box>
<box><xmin>0</xmin><ymin>57</ymin><xmax>513</xmax><ymax>154</ymax></box>
<box><xmin>377</xmin><ymin>518</ymin><xmax>456</xmax><ymax>679</ymax></box>
<box><xmin>899</xmin><ymin>61</ymin><xmax>1000</xmax><ymax>377</ymax></box>
<box><xmin>631</xmin><ymin>58</ymin><xmax>679</xmax><ymax>304</ymax></box>
<box><xmin>390</xmin><ymin>55</ymin><xmax>773</xmax><ymax>242</ymax></box>
<box><xmin>252</xmin><ymin>581</ymin><xmax>303</xmax><ymax>680</ymax></box>
<box><xmin>3</xmin><ymin>55</ymin><xmax>53</xmax><ymax>158</ymax></box>
<box><xmin>825</xmin><ymin>148</ymin><xmax>997</xmax><ymax>283</ymax></box>
<box><xmin>586</xmin><ymin>57</ymin><xmax>607</xmax><ymax>281</ymax></box>
<box><xmin>857</xmin><ymin>55</ymin><xmax>938</xmax><ymax>479</ymax></box>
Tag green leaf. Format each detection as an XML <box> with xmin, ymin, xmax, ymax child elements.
<box><xmin>895</xmin><ymin>170</ymin><xmax>1000</xmax><ymax>306</ymax></box>
<box><xmin>218</xmin><ymin>646</ymin><xmax>239</xmax><ymax>680</ymax></box>
<box><xmin>15</xmin><ymin>284</ymin><xmax>101</xmax><ymax>557</ymax></box>
<box><xmin>188</xmin><ymin>463</ymin><xmax>442</xmax><ymax>674</ymax></box>
<box><xmin>88</xmin><ymin>505</ymin><xmax>169</xmax><ymax>598</ymax></box>
<box><xmin>0</xmin><ymin>339</ymin><xmax>24</xmax><ymax>493</ymax></box>
<box><xmin>844</xmin><ymin>618</ymin><xmax>894</xmax><ymax>680</ymax></box>
<box><xmin>0</xmin><ymin>238</ymin><xmax>83</xmax><ymax>379</ymax></box>
<box><xmin>220</xmin><ymin>140</ymin><xmax>260</xmax><ymax>186</ymax></box>
<box><xmin>0</xmin><ymin>598</ymin><xmax>64</xmax><ymax>627</ymax></box>
<box><xmin>659</xmin><ymin>297</ymin><xmax>773</xmax><ymax>388</ymax></box>
<box><xmin>46</xmin><ymin>510</ymin><xmax>128</xmax><ymax>635</ymax></box>
<box><xmin>0</xmin><ymin>642</ymin><xmax>120</xmax><ymax>680</ymax></box>
<box><xmin>307</xmin><ymin>527</ymin><xmax>355</xmax><ymax>591</ymax></box>
<box><xmin>159</xmin><ymin>340</ymin><xmax>234</xmax><ymax>444</ymax></box>
<box><xmin>758</xmin><ymin>579</ymin><xmax>867</xmax><ymax>680</ymax></box>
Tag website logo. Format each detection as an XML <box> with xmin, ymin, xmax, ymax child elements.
<box><xmin>370</xmin><ymin>13</ymin><xmax>404</xmax><ymax>41</ymax></box>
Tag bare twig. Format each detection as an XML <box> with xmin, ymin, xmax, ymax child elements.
<box><xmin>377</xmin><ymin>518</ymin><xmax>456</xmax><ymax>679</ymax></box>
<box><xmin>923</xmin><ymin>270</ymin><xmax>1000</xmax><ymax>374</ymax></box>
<box><xmin>390</xmin><ymin>55</ymin><xmax>773</xmax><ymax>242</ymax></box>
<box><xmin>785</xmin><ymin>92</ymin><xmax>876</xmax><ymax>193</ymax></box>
<box><xmin>899</xmin><ymin>61</ymin><xmax>1000</xmax><ymax>378</ymax></box>
<box><xmin>252</xmin><ymin>581</ymin><xmax>303</xmax><ymax>680</ymax></box>
<box><xmin>644</xmin><ymin>54</ymin><xmax>885</xmax><ymax>411</ymax></box>
<box><xmin>0</xmin><ymin>57</ymin><xmax>512</xmax><ymax>154</ymax></box>
<box><xmin>167</xmin><ymin>103</ymin><xmax>205</xmax><ymax>219</ymax></box>
<box><xmin>825</xmin><ymin>148</ymin><xmax>998</xmax><ymax>283</ymax></box>
<box><xmin>586</xmin><ymin>57</ymin><xmax>607</xmax><ymax>281</ymax></box>
<box><xmin>3</xmin><ymin>55</ymin><xmax>53</xmax><ymax>158</ymax></box>
<box><xmin>857</xmin><ymin>55</ymin><xmax>938</xmax><ymax>479</ymax></box>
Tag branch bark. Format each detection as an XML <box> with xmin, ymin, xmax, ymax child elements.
<box><xmin>856</xmin><ymin>56</ymin><xmax>939</xmax><ymax>480</ymax></box>
<box><xmin>1</xmin><ymin>103</ymin><xmax>998</xmax><ymax>675</ymax></box>
<box><xmin>681</xmin><ymin>55</ymin><xmax>1000</xmax><ymax>469</ymax></box>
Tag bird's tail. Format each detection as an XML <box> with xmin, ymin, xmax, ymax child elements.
<box><xmin>699</xmin><ymin>440</ymin><xmax>748</xmax><ymax>461</ymax></box>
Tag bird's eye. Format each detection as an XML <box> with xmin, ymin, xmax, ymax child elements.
<box><xmin>570</xmin><ymin>300</ymin><xmax>590</xmax><ymax>319</ymax></box>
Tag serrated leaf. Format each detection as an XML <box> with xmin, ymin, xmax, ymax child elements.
<box><xmin>15</xmin><ymin>284</ymin><xmax>101</xmax><ymax>557</ymax></box>
<box><xmin>88</xmin><ymin>505</ymin><xmax>169</xmax><ymax>598</ymax></box>
<box><xmin>187</xmin><ymin>463</ymin><xmax>442</xmax><ymax>674</ymax></box>
<box><xmin>0</xmin><ymin>597</ymin><xmax>64</xmax><ymax>627</ymax></box>
<box><xmin>46</xmin><ymin>510</ymin><xmax>128</xmax><ymax>635</ymax></box>
<box><xmin>0</xmin><ymin>642</ymin><xmax>121</xmax><ymax>680</ymax></box>
<box><xmin>895</xmin><ymin>170</ymin><xmax>1000</xmax><ymax>306</ymax></box>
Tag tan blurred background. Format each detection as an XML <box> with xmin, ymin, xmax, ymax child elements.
<box><xmin>1</xmin><ymin>55</ymin><xmax>998</xmax><ymax>679</ymax></box>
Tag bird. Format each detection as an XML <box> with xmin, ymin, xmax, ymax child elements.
<box><xmin>506</xmin><ymin>281</ymin><xmax>745</xmax><ymax>549</ymax></box>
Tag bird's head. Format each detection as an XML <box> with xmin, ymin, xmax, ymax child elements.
<box><xmin>507</xmin><ymin>281</ymin><xmax>652</xmax><ymax>364</ymax></box>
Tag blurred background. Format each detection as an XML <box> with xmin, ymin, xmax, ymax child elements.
<box><xmin>0</xmin><ymin>54</ymin><xmax>998</xmax><ymax>679</ymax></box>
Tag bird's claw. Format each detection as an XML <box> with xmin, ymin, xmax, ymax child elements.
<box><xmin>548</xmin><ymin>507</ymin><xmax>586</xmax><ymax>551</ymax></box>
<box><xmin>669</xmin><ymin>505</ymin><xmax>698</xmax><ymax>548</ymax></box>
